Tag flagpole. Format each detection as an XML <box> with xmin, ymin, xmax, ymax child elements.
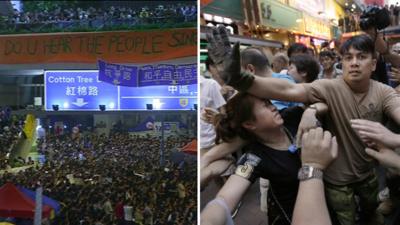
<box><xmin>160</xmin><ymin>114</ymin><xmax>165</xmax><ymax>167</ymax></box>
<box><xmin>34</xmin><ymin>186</ymin><xmax>43</xmax><ymax>225</ymax></box>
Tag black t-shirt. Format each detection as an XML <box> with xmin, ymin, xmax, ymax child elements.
<box><xmin>237</xmin><ymin>106</ymin><xmax>303</xmax><ymax>214</ymax></box>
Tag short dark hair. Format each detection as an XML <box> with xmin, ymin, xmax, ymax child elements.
<box><xmin>241</xmin><ymin>47</ymin><xmax>270</xmax><ymax>75</ymax></box>
<box><xmin>339</xmin><ymin>34</ymin><xmax>376</xmax><ymax>58</ymax></box>
<box><xmin>290</xmin><ymin>54</ymin><xmax>320</xmax><ymax>83</ymax></box>
<box><xmin>215</xmin><ymin>93</ymin><xmax>260</xmax><ymax>144</ymax></box>
<box><xmin>287</xmin><ymin>43</ymin><xmax>307</xmax><ymax>58</ymax></box>
<box><xmin>319</xmin><ymin>50</ymin><xmax>336</xmax><ymax>59</ymax></box>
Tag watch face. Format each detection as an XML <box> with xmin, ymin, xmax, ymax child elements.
<box><xmin>298</xmin><ymin>165</ymin><xmax>323</xmax><ymax>180</ymax></box>
<box><xmin>298</xmin><ymin>166</ymin><xmax>312</xmax><ymax>180</ymax></box>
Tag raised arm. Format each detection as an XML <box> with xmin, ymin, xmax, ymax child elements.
<box><xmin>201</xmin><ymin>175</ymin><xmax>251</xmax><ymax>225</ymax></box>
<box><xmin>351</xmin><ymin>119</ymin><xmax>400</xmax><ymax>149</ymax></box>
<box><xmin>200</xmin><ymin>158</ymin><xmax>234</xmax><ymax>190</ymax></box>
<box><xmin>207</xmin><ymin>26</ymin><xmax>309</xmax><ymax>103</ymax></box>
<box><xmin>365</xmin><ymin>147</ymin><xmax>400</xmax><ymax>174</ymax></box>
<box><xmin>247</xmin><ymin>76</ymin><xmax>308</xmax><ymax>103</ymax></box>
<box><xmin>201</xmin><ymin>136</ymin><xmax>246</xmax><ymax>170</ymax></box>
<box><xmin>292</xmin><ymin>128</ymin><xmax>338</xmax><ymax>225</ymax></box>
<box><xmin>296</xmin><ymin>102</ymin><xmax>329</xmax><ymax>146</ymax></box>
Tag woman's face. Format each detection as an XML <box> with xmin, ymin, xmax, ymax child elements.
<box><xmin>245</xmin><ymin>97</ymin><xmax>283</xmax><ymax>131</ymax></box>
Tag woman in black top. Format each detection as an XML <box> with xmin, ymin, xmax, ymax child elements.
<box><xmin>201</xmin><ymin>92</ymin><xmax>325</xmax><ymax>225</ymax></box>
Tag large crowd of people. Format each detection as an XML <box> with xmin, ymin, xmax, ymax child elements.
<box><xmin>4</xmin><ymin>2</ymin><xmax>196</xmax><ymax>32</ymax></box>
<box><xmin>1</xmin><ymin>130</ymin><xmax>197</xmax><ymax>225</ymax></box>
<box><xmin>0</xmin><ymin>108</ymin><xmax>25</xmax><ymax>170</ymax></box>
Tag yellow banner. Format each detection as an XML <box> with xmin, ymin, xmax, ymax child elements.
<box><xmin>23</xmin><ymin>114</ymin><xmax>36</xmax><ymax>140</ymax></box>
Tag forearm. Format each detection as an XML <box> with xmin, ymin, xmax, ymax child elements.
<box><xmin>312</xmin><ymin>102</ymin><xmax>328</xmax><ymax>117</ymax></box>
<box><xmin>383</xmin><ymin>53</ymin><xmax>400</xmax><ymax>68</ymax></box>
<box><xmin>247</xmin><ymin>76</ymin><xmax>308</xmax><ymax>103</ymax></box>
<box><xmin>303</xmin><ymin>102</ymin><xmax>328</xmax><ymax>120</ymax></box>
<box><xmin>200</xmin><ymin>159</ymin><xmax>233</xmax><ymax>189</ymax></box>
<box><xmin>395</xmin><ymin>85</ymin><xmax>400</xmax><ymax>93</ymax></box>
<box><xmin>292</xmin><ymin>179</ymin><xmax>331</xmax><ymax>225</ymax></box>
<box><xmin>201</xmin><ymin>136</ymin><xmax>245</xmax><ymax>168</ymax></box>
<box><xmin>201</xmin><ymin>199</ymin><xmax>229</xmax><ymax>225</ymax></box>
<box><xmin>200</xmin><ymin>167</ymin><xmax>212</xmax><ymax>190</ymax></box>
<box><xmin>202</xmin><ymin>175</ymin><xmax>251</xmax><ymax>225</ymax></box>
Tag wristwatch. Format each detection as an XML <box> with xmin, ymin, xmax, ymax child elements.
<box><xmin>297</xmin><ymin>165</ymin><xmax>323</xmax><ymax>181</ymax></box>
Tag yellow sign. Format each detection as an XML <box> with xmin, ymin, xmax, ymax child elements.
<box><xmin>303</xmin><ymin>14</ymin><xmax>331</xmax><ymax>39</ymax></box>
<box><xmin>179</xmin><ymin>98</ymin><xmax>189</xmax><ymax>107</ymax></box>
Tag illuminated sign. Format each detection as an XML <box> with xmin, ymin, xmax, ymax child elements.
<box><xmin>303</xmin><ymin>14</ymin><xmax>331</xmax><ymax>40</ymax></box>
<box><xmin>44</xmin><ymin>70</ymin><xmax>197</xmax><ymax>111</ymax></box>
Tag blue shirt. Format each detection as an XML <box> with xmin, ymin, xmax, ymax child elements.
<box><xmin>271</xmin><ymin>73</ymin><xmax>301</xmax><ymax>110</ymax></box>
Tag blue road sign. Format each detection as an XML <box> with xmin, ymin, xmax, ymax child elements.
<box><xmin>45</xmin><ymin>70</ymin><xmax>197</xmax><ymax>111</ymax></box>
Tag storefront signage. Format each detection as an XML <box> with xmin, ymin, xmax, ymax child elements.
<box><xmin>257</xmin><ymin>0</ymin><xmax>303</xmax><ymax>32</ymax></box>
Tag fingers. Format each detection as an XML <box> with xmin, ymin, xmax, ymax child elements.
<box><xmin>322</xmin><ymin>129</ymin><xmax>332</xmax><ymax>146</ymax></box>
<box><xmin>350</xmin><ymin>119</ymin><xmax>375</xmax><ymax>125</ymax></box>
<box><xmin>206</xmin><ymin>31</ymin><xmax>217</xmax><ymax>52</ymax></box>
<box><xmin>296</xmin><ymin>129</ymin><xmax>303</xmax><ymax>147</ymax></box>
<box><xmin>313</xmin><ymin>127</ymin><xmax>324</xmax><ymax>141</ymax></box>
<box><xmin>358</xmin><ymin>130</ymin><xmax>379</xmax><ymax>140</ymax></box>
<box><xmin>217</xmin><ymin>26</ymin><xmax>231</xmax><ymax>51</ymax></box>
<box><xmin>301</xmin><ymin>129</ymin><xmax>309</xmax><ymax>145</ymax></box>
<box><xmin>232</xmin><ymin>42</ymin><xmax>241</xmax><ymax>62</ymax></box>
<box><xmin>331</xmin><ymin>136</ymin><xmax>338</xmax><ymax>159</ymax></box>
<box><xmin>350</xmin><ymin>119</ymin><xmax>379</xmax><ymax>130</ymax></box>
<box><xmin>391</xmin><ymin>67</ymin><xmax>400</xmax><ymax>73</ymax></box>
<box><xmin>390</xmin><ymin>67</ymin><xmax>400</xmax><ymax>79</ymax></box>
<box><xmin>365</xmin><ymin>147</ymin><xmax>380</xmax><ymax>160</ymax></box>
<box><xmin>204</xmin><ymin>107</ymin><xmax>218</xmax><ymax>114</ymax></box>
<box><xmin>212</xmin><ymin>26</ymin><xmax>221</xmax><ymax>44</ymax></box>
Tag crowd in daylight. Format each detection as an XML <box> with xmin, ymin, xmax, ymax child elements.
<box><xmin>1</xmin><ymin>131</ymin><xmax>197</xmax><ymax>225</ymax></box>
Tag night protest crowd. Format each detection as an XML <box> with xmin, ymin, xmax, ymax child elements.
<box><xmin>1</xmin><ymin>130</ymin><xmax>197</xmax><ymax>225</ymax></box>
<box><xmin>0</xmin><ymin>108</ymin><xmax>26</xmax><ymax>170</ymax></box>
<box><xmin>5</xmin><ymin>2</ymin><xmax>197</xmax><ymax>26</ymax></box>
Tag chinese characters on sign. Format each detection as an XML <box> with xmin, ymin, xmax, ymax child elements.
<box><xmin>65</xmin><ymin>86</ymin><xmax>98</xmax><ymax>96</ymax></box>
<box><xmin>98</xmin><ymin>60</ymin><xmax>197</xmax><ymax>87</ymax></box>
<box><xmin>45</xmin><ymin>70</ymin><xmax>197</xmax><ymax>111</ymax></box>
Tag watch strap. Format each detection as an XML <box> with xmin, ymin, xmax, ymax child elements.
<box><xmin>298</xmin><ymin>165</ymin><xmax>323</xmax><ymax>181</ymax></box>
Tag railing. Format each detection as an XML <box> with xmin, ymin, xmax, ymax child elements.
<box><xmin>1</xmin><ymin>15</ymin><xmax>197</xmax><ymax>34</ymax></box>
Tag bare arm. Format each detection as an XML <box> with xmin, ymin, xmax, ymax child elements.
<box><xmin>365</xmin><ymin>147</ymin><xmax>400</xmax><ymax>174</ymax></box>
<box><xmin>383</xmin><ymin>53</ymin><xmax>400</xmax><ymax>68</ymax></box>
<box><xmin>292</xmin><ymin>128</ymin><xmax>338</xmax><ymax>225</ymax></box>
<box><xmin>296</xmin><ymin>102</ymin><xmax>329</xmax><ymax>146</ymax></box>
<box><xmin>201</xmin><ymin>136</ymin><xmax>246</xmax><ymax>170</ymax></box>
<box><xmin>365</xmin><ymin>29</ymin><xmax>400</xmax><ymax>68</ymax></box>
<box><xmin>351</xmin><ymin>119</ymin><xmax>400</xmax><ymax>149</ymax></box>
<box><xmin>389</xmin><ymin>107</ymin><xmax>400</xmax><ymax>129</ymax></box>
<box><xmin>201</xmin><ymin>175</ymin><xmax>251</xmax><ymax>225</ymax></box>
<box><xmin>200</xmin><ymin>158</ymin><xmax>234</xmax><ymax>190</ymax></box>
<box><xmin>207</xmin><ymin>26</ymin><xmax>310</xmax><ymax>102</ymax></box>
<box><xmin>292</xmin><ymin>179</ymin><xmax>331</xmax><ymax>225</ymax></box>
<box><xmin>248</xmin><ymin>76</ymin><xmax>309</xmax><ymax>103</ymax></box>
